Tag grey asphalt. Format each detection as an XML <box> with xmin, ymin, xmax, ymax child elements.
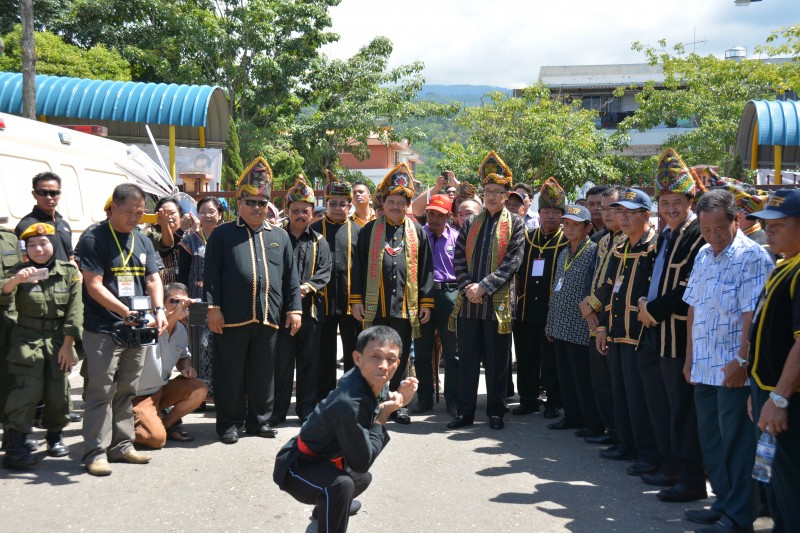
<box><xmin>0</xmin><ymin>363</ymin><xmax>773</xmax><ymax>533</ymax></box>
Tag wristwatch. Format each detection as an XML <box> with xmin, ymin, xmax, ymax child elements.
<box><xmin>769</xmin><ymin>392</ymin><xmax>789</xmax><ymax>409</ymax></box>
<box><xmin>734</xmin><ymin>356</ymin><xmax>749</xmax><ymax>369</ymax></box>
<box><xmin>153</xmin><ymin>306</ymin><xmax>167</xmax><ymax>314</ymax></box>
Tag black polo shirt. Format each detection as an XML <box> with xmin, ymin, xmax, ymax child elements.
<box><xmin>15</xmin><ymin>205</ymin><xmax>74</xmax><ymax>261</ymax></box>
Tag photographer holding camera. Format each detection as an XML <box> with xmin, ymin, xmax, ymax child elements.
<box><xmin>79</xmin><ymin>184</ymin><xmax>167</xmax><ymax>477</ymax></box>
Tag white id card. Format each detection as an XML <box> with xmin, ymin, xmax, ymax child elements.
<box><xmin>613</xmin><ymin>277</ymin><xmax>624</xmax><ymax>294</ymax></box>
<box><xmin>554</xmin><ymin>278</ymin><xmax>564</xmax><ymax>292</ymax></box>
<box><xmin>532</xmin><ymin>259</ymin><xmax>545</xmax><ymax>277</ymax></box>
<box><xmin>118</xmin><ymin>275</ymin><xmax>135</xmax><ymax>297</ymax></box>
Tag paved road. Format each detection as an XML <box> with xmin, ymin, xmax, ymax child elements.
<box><xmin>0</xmin><ymin>364</ymin><xmax>773</xmax><ymax>532</ymax></box>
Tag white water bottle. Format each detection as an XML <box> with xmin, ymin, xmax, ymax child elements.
<box><xmin>752</xmin><ymin>431</ymin><xmax>776</xmax><ymax>482</ymax></box>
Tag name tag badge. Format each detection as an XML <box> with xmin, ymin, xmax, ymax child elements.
<box><xmin>554</xmin><ymin>277</ymin><xmax>564</xmax><ymax>292</ymax></box>
<box><xmin>118</xmin><ymin>275</ymin><xmax>135</xmax><ymax>297</ymax></box>
<box><xmin>532</xmin><ymin>259</ymin><xmax>545</xmax><ymax>277</ymax></box>
<box><xmin>613</xmin><ymin>277</ymin><xmax>624</xmax><ymax>294</ymax></box>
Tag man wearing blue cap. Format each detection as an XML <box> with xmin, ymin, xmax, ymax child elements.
<box><xmin>746</xmin><ymin>188</ymin><xmax>800</xmax><ymax>533</ymax></box>
<box><xmin>596</xmin><ymin>188</ymin><xmax>662</xmax><ymax>477</ymax></box>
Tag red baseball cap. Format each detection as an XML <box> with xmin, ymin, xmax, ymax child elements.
<box><xmin>426</xmin><ymin>194</ymin><xmax>453</xmax><ymax>214</ymax></box>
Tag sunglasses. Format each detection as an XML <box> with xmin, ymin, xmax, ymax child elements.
<box><xmin>243</xmin><ymin>199</ymin><xmax>269</xmax><ymax>208</ymax></box>
<box><xmin>35</xmin><ymin>189</ymin><xmax>61</xmax><ymax>198</ymax></box>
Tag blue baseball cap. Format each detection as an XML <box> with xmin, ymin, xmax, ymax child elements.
<box><xmin>562</xmin><ymin>204</ymin><xmax>592</xmax><ymax>223</ymax></box>
<box><xmin>746</xmin><ymin>189</ymin><xmax>800</xmax><ymax>220</ymax></box>
<box><xmin>611</xmin><ymin>188</ymin><xmax>652</xmax><ymax>211</ymax></box>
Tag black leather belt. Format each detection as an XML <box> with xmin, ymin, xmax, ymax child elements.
<box><xmin>433</xmin><ymin>281</ymin><xmax>458</xmax><ymax>290</ymax></box>
<box><xmin>17</xmin><ymin>314</ymin><xmax>64</xmax><ymax>331</ymax></box>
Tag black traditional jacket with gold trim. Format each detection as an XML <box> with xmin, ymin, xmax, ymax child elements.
<box><xmin>203</xmin><ymin>217</ymin><xmax>301</xmax><ymax>329</ymax></box>
<box><xmin>284</xmin><ymin>222</ymin><xmax>332</xmax><ymax>323</ymax></box>
<box><xmin>639</xmin><ymin>215</ymin><xmax>705</xmax><ymax>358</ymax></box>
<box><xmin>350</xmin><ymin>217</ymin><xmax>435</xmax><ymax>320</ymax></box>
<box><xmin>586</xmin><ymin>230</ymin><xmax>625</xmax><ymax>338</ymax></box>
<box><xmin>311</xmin><ymin>216</ymin><xmax>360</xmax><ymax>317</ymax></box>
<box><xmin>515</xmin><ymin>226</ymin><xmax>568</xmax><ymax>324</ymax></box>
<box><xmin>596</xmin><ymin>227</ymin><xmax>658</xmax><ymax>345</ymax></box>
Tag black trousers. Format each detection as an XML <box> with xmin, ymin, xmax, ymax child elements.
<box><xmin>554</xmin><ymin>339</ymin><xmax>602</xmax><ymax>430</ymax></box>
<box><xmin>752</xmin><ymin>385</ymin><xmax>800</xmax><ymax>533</ymax></box>
<box><xmin>457</xmin><ymin>317</ymin><xmax>510</xmax><ymax>419</ymax></box>
<box><xmin>609</xmin><ymin>342</ymin><xmax>636</xmax><ymax>458</ymax></box>
<box><xmin>283</xmin><ymin>459</ymin><xmax>372</xmax><ymax>533</ymax></box>
<box><xmin>318</xmin><ymin>314</ymin><xmax>361</xmax><ymax>401</ymax></box>
<box><xmin>212</xmin><ymin>324</ymin><xmax>277</xmax><ymax>436</ymax></box>
<box><xmin>638</xmin><ymin>331</ymin><xmax>704</xmax><ymax>487</ymax></box>
<box><xmin>588</xmin><ymin>337</ymin><xmax>615</xmax><ymax>439</ymax></box>
<box><xmin>274</xmin><ymin>318</ymin><xmax>322</xmax><ymax>420</ymax></box>
<box><xmin>613</xmin><ymin>342</ymin><xmax>660</xmax><ymax>466</ymax></box>
<box><xmin>370</xmin><ymin>316</ymin><xmax>411</xmax><ymax>392</ymax></box>
<box><xmin>513</xmin><ymin>321</ymin><xmax>561</xmax><ymax>408</ymax></box>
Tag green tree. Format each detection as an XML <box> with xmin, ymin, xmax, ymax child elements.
<box><xmin>0</xmin><ymin>25</ymin><xmax>131</xmax><ymax>80</ymax></box>
<box><xmin>291</xmin><ymin>36</ymin><xmax>457</xmax><ymax>181</ymax></box>
<box><xmin>616</xmin><ymin>33</ymin><xmax>799</xmax><ymax>172</ymax></box>
<box><xmin>437</xmin><ymin>85</ymin><xmax>620</xmax><ymax>193</ymax></box>
<box><xmin>221</xmin><ymin>117</ymin><xmax>243</xmax><ymax>192</ymax></box>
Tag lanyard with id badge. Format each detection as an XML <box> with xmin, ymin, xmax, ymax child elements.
<box><xmin>110</xmin><ymin>225</ymin><xmax>136</xmax><ymax>297</ymax></box>
<box><xmin>613</xmin><ymin>241</ymin><xmax>632</xmax><ymax>294</ymax></box>
<box><xmin>554</xmin><ymin>239</ymin><xmax>591</xmax><ymax>292</ymax></box>
<box><xmin>531</xmin><ymin>229</ymin><xmax>561</xmax><ymax>278</ymax></box>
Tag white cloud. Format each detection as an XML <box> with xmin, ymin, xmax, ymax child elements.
<box><xmin>322</xmin><ymin>0</ymin><xmax>797</xmax><ymax>87</ymax></box>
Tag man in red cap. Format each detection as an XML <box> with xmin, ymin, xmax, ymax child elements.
<box><xmin>412</xmin><ymin>194</ymin><xmax>460</xmax><ymax>416</ymax></box>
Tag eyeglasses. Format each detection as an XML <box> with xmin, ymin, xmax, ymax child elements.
<box><xmin>327</xmin><ymin>201</ymin><xmax>349</xmax><ymax>209</ymax></box>
<box><xmin>35</xmin><ymin>189</ymin><xmax>61</xmax><ymax>198</ymax></box>
<box><xmin>168</xmin><ymin>297</ymin><xmax>183</xmax><ymax>305</ymax></box>
<box><xmin>484</xmin><ymin>190</ymin><xmax>506</xmax><ymax>197</ymax></box>
<box><xmin>198</xmin><ymin>210</ymin><xmax>219</xmax><ymax>217</ymax></box>
<box><xmin>243</xmin><ymin>199</ymin><xmax>269</xmax><ymax>208</ymax></box>
<box><xmin>617</xmin><ymin>209</ymin><xmax>647</xmax><ymax>218</ymax></box>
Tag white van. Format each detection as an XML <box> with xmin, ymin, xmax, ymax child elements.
<box><xmin>0</xmin><ymin>112</ymin><xmax>139</xmax><ymax>247</ymax></box>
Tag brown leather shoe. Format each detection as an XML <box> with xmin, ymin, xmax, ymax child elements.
<box><xmin>86</xmin><ymin>459</ymin><xmax>112</xmax><ymax>476</ymax></box>
<box><xmin>110</xmin><ymin>450</ymin><xmax>151</xmax><ymax>464</ymax></box>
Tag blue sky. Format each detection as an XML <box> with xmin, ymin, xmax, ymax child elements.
<box><xmin>322</xmin><ymin>0</ymin><xmax>798</xmax><ymax>88</ymax></box>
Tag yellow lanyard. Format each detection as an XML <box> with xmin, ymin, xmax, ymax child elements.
<box><xmin>534</xmin><ymin>228</ymin><xmax>560</xmax><ymax>255</ymax></box>
<box><xmin>109</xmin><ymin>225</ymin><xmax>135</xmax><ymax>268</ymax></box>
<box><xmin>199</xmin><ymin>229</ymin><xmax>207</xmax><ymax>244</ymax></box>
<box><xmin>621</xmin><ymin>241</ymin><xmax>631</xmax><ymax>269</ymax></box>
<box><xmin>765</xmin><ymin>254</ymin><xmax>800</xmax><ymax>294</ymax></box>
<box><xmin>563</xmin><ymin>239</ymin><xmax>591</xmax><ymax>273</ymax></box>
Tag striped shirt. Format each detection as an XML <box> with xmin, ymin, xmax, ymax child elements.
<box><xmin>683</xmin><ymin>230</ymin><xmax>773</xmax><ymax>386</ymax></box>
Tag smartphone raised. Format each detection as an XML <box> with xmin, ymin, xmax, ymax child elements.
<box><xmin>27</xmin><ymin>268</ymin><xmax>49</xmax><ymax>282</ymax></box>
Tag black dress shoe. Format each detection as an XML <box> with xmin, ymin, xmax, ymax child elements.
<box><xmin>656</xmin><ymin>484</ymin><xmax>707</xmax><ymax>502</ymax></box>
<box><xmin>68</xmin><ymin>411</ymin><xmax>82</xmax><ymax>423</ymax></box>
<box><xmin>267</xmin><ymin>416</ymin><xmax>285</xmax><ymax>428</ymax></box>
<box><xmin>512</xmin><ymin>404</ymin><xmax>539</xmax><ymax>415</ymax></box>
<box><xmin>45</xmin><ymin>431</ymin><xmax>69</xmax><ymax>458</ymax></box>
<box><xmin>447</xmin><ymin>415</ymin><xmax>473</xmax><ymax>429</ymax></box>
<box><xmin>543</xmin><ymin>405</ymin><xmax>561</xmax><ymax>419</ymax></box>
<box><xmin>221</xmin><ymin>428</ymin><xmax>239</xmax><ymax>444</ymax></box>
<box><xmin>254</xmin><ymin>425</ymin><xmax>278</xmax><ymax>438</ymax></box>
<box><xmin>599</xmin><ymin>446</ymin><xmax>633</xmax><ymax>460</ymax></box>
<box><xmin>547</xmin><ymin>419</ymin><xmax>580</xmax><ymax>430</ymax></box>
<box><xmin>410</xmin><ymin>403</ymin><xmax>432</xmax><ymax>414</ymax></box>
<box><xmin>489</xmin><ymin>416</ymin><xmax>504</xmax><ymax>430</ymax></box>
<box><xmin>627</xmin><ymin>462</ymin><xmax>659</xmax><ymax>476</ymax></box>
<box><xmin>389</xmin><ymin>408</ymin><xmax>411</xmax><ymax>424</ymax></box>
<box><xmin>684</xmin><ymin>509</ymin><xmax>722</xmax><ymax>525</ymax></box>
<box><xmin>641</xmin><ymin>472</ymin><xmax>677</xmax><ymax>487</ymax></box>
<box><xmin>694</xmin><ymin>514</ymin><xmax>753</xmax><ymax>533</ymax></box>
<box><xmin>574</xmin><ymin>427</ymin><xmax>603</xmax><ymax>438</ymax></box>
<box><xmin>585</xmin><ymin>434</ymin><xmax>615</xmax><ymax>445</ymax></box>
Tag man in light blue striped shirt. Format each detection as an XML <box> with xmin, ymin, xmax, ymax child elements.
<box><xmin>682</xmin><ymin>190</ymin><xmax>773</xmax><ymax>532</ymax></box>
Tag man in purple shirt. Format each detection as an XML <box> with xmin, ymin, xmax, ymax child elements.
<box><xmin>413</xmin><ymin>195</ymin><xmax>460</xmax><ymax>416</ymax></box>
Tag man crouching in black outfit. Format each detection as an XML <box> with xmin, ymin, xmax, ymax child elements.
<box><xmin>273</xmin><ymin>325</ymin><xmax>418</xmax><ymax>532</ymax></box>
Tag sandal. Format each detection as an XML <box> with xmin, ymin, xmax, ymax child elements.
<box><xmin>166</xmin><ymin>425</ymin><xmax>194</xmax><ymax>442</ymax></box>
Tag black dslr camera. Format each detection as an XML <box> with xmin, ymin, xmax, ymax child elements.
<box><xmin>110</xmin><ymin>296</ymin><xmax>158</xmax><ymax>348</ymax></box>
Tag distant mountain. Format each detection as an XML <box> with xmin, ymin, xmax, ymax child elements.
<box><xmin>416</xmin><ymin>84</ymin><xmax>512</xmax><ymax>106</ymax></box>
